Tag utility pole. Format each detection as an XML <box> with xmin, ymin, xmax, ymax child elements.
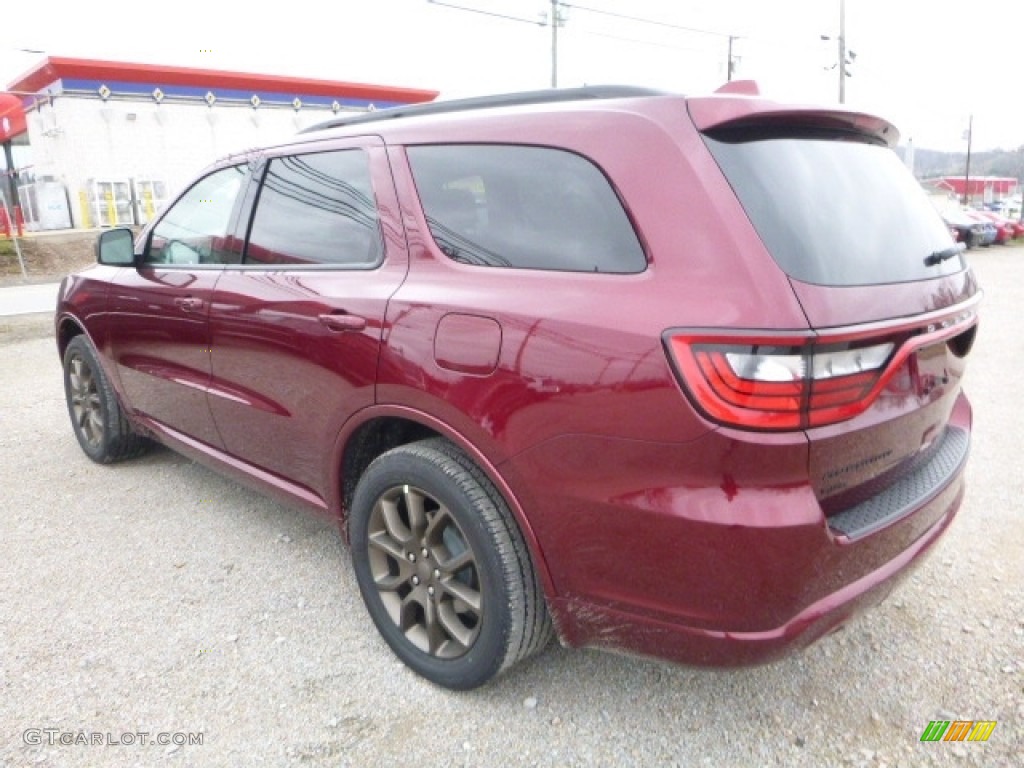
<box><xmin>727</xmin><ymin>36</ymin><xmax>736</xmax><ymax>81</ymax></box>
<box><xmin>838</xmin><ymin>0</ymin><xmax>847</xmax><ymax>103</ymax></box>
<box><xmin>550</xmin><ymin>0</ymin><xmax>560</xmax><ymax>87</ymax></box>
<box><xmin>551</xmin><ymin>0</ymin><xmax>558</xmax><ymax>87</ymax></box>
<box><xmin>963</xmin><ymin>114</ymin><xmax>973</xmax><ymax>207</ymax></box>
<box><xmin>821</xmin><ymin>0</ymin><xmax>853</xmax><ymax>103</ymax></box>
<box><xmin>1</xmin><ymin>140</ymin><xmax>18</xmax><ymax>211</ymax></box>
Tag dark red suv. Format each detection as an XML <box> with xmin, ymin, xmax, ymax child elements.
<box><xmin>56</xmin><ymin>84</ymin><xmax>980</xmax><ymax>690</ymax></box>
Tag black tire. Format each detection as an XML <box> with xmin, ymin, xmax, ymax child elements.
<box><xmin>349</xmin><ymin>438</ymin><xmax>552</xmax><ymax>690</ymax></box>
<box><xmin>62</xmin><ymin>335</ymin><xmax>149</xmax><ymax>463</ymax></box>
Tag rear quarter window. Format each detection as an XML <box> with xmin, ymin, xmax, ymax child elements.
<box><xmin>407</xmin><ymin>145</ymin><xmax>646</xmax><ymax>274</ymax></box>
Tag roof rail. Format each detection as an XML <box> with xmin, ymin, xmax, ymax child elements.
<box><xmin>300</xmin><ymin>85</ymin><xmax>669</xmax><ymax>134</ymax></box>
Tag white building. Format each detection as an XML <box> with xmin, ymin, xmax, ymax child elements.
<box><xmin>4</xmin><ymin>57</ymin><xmax>437</xmax><ymax>230</ymax></box>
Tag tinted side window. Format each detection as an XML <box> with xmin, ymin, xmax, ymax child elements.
<box><xmin>407</xmin><ymin>145</ymin><xmax>646</xmax><ymax>273</ymax></box>
<box><xmin>245</xmin><ymin>150</ymin><xmax>381</xmax><ymax>267</ymax></box>
<box><xmin>147</xmin><ymin>165</ymin><xmax>247</xmax><ymax>265</ymax></box>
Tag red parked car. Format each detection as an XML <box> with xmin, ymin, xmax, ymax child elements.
<box><xmin>56</xmin><ymin>84</ymin><xmax>980</xmax><ymax>689</ymax></box>
<box><xmin>975</xmin><ymin>209</ymin><xmax>1023</xmax><ymax>241</ymax></box>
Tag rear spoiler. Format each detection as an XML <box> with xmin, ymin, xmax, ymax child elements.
<box><xmin>688</xmin><ymin>82</ymin><xmax>899</xmax><ymax>147</ymax></box>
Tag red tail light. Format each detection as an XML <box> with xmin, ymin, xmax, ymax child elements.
<box><xmin>665</xmin><ymin>333</ymin><xmax>897</xmax><ymax>430</ymax></box>
<box><xmin>665</xmin><ymin>305</ymin><xmax>979</xmax><ymax>432</ymax></box>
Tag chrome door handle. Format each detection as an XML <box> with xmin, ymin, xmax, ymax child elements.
<box><xmin>319</xmin><ymin>312</ymin><xmax>367</xmax><ymax>332</ymax></box>
<box><xmin>174</xmin><ymin>296</ymin><xmax>204</xmax><ymax>312</ymax></box>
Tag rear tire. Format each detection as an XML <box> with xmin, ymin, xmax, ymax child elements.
<box><xmin>349</xmin><ymin>438</ymin><xmax>552</xmax><ymax>690</ymax></box>
<box><xmin>63</xmin><ymin>335</ymin><xmax>148</xmax><ymax>463</ymax></box>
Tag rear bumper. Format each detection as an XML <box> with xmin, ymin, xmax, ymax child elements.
<box><xmin>551</xmin><ymin>476</ymin><xmax>962</xmax><ymax>666</ymax></box>
<box><xmin>506</xmin><ymin>393</ymin><xmax>971</xmax><ymax>666</ymax></box>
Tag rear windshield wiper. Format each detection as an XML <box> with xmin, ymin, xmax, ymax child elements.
<box><xmin>924</xmin><ymin>243</ymin><xmax>965</xmax><ymax>267</ymax></box>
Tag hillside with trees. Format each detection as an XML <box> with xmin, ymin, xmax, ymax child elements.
<box><xmin>896</xmin><ymin>144</ymin><xmax>1024</xmax><ymax>181</ymax></box>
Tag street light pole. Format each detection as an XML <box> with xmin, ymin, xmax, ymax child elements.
<box><xmin>963</xmin><ymin>114</ymin><xmax>973</xmax><ymax>206</ymax></box>
<box><xmin>1</xmin><ymin>140</ymin><xmax>18</xmax><ymax>211</ymax></box>
<box><xmin>551</xmin><ymin>0</ymin><xmax>559</xmax><ymax>87</ymax></box>
<box><xmin>821</xmin><ymin>0</ymin><xmax>852</xmax><ymax>103</ymax></box>
<box><xmin>838</xmin><ymin>0</ymin><xmax>847</xmax><ymax>103</ymax></box>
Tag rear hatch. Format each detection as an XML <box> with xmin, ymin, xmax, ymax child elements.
<box><xmin>684</xmin><ymin>93</ymin><xmax>980</xmax><ymax>538</ymax></box>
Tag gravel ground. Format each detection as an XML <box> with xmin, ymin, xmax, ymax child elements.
<box><xmin>1</xmin><ymin>246</ymin><xmax>1022</xmax><ymax>767</ymax></box>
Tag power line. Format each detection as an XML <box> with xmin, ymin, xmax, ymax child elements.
<box><xmin>425</xmin><ymin>0</ymin><xmax>544</xmax><ymax>26</ymax></box>
<box><xmin>561</xmin><ymin>4</ymin><xmax>738</xmax><ymax>80</ymax></box>
<box><xmin>421</xmin><ymin>1</ymin><xmax>835</xmax><ymax>87</ymax></box>
<box><xmin>572</xmin><ymin>26</ymin><xmax>722</xmax><ymax>54</ymax></box>
<box><xmin>426</xmin><ymin>1</ymin><xmax>740</xmax><ymax>40</ymax></box>
<box><xmin>563</xmin><ymin>2</ymin><xmax>735</xmax><ymax>38</ymax></box>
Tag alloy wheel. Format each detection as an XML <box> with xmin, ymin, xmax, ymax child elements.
<box><xmin>68</xmin><ymin>354</ymin><xmax>104</xmax><ymax>448</ymax></box>
<box><xmin>366</xmin><ymin>484</ymin><xmax>482</xmax><ymax>658</ymax></box>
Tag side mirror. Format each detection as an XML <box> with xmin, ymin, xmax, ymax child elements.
<box><xmin>96</xmin><ymin>228</ymin><xmax>136</xmax><ymax>266</ymax></box>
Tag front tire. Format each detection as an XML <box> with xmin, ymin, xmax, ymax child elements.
<box><xmin>63</xmin><ymin>335</ymin><xmax>148</xmax><ymax>463</ymax></box>
<box><xmin>349</xmin><ymin>438</ymin><xmax>551</xmax><ymax>690</ymax></box>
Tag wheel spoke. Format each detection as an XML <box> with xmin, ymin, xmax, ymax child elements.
<box><xmin>404</xmin><ymin>486</ymin><xmax>428</xmax><ymax>538</ymax></box>
<box><xmin>440</xmin><ymin>577</ymin><xmax>482</xmax><ymax>613</ymax></box>
<box><xmin>373</xmin><ymin>571</ymin><xmax>408</xmax><ymax>592</ymax></box>
<box><xmin>423</xmin><ymin>504</ymin><xmax>450</xmax><ymax>541</ymax></box>
<box><xmin>367</xmin><ymin>530</ymin><xmax>412</xmax><ymax>595</ymax></box>
<box><xmin>437</xmin><ymin>547</ymin><xmax>473</xmax><ymax>575</ymax></box>
<box><xmin>437</xmin><ymin>601</ymin><xmax>477</xmax><ymax>651</ymax></box>
<box><xmin>378</xmin><ymin>497</ymin><xmax>412</xmax><ymax>545</ymax></box>
<box><xmin>422</xmin><ymin>593</ymin><xmax>448</xmax><ymax>655</ymax></box>
<box><xmin>400</xmin><ymin>592</ymin><xmax>430</xmax><ymax>652</ymax></box>
<box><xmin>367</xmin><ymin>529</ymin><xmax>406</xmax><ymax>562</ymax></box>
<box><xmin>377</xmin><ymin>589</ymin><xmax>402</xmax><ymax>627</ymax></box>
<box><xmin>399</xmin><ymin>592</ymin><xmax>420</xmax><ymax>631</ymax></box>
<box><xmin>69</xmin><ymin>358</ymin><xmax>84</xmax><ymax>389</ymax></box>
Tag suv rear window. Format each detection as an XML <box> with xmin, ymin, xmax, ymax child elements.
<box><xmin>407</xmin><ymin>145</ymin><xmax>646</xmax><ymax>273</ymax></box>
<box><xmin>704</xmin><ymin>134</ymin><xmax>964</xmax><ymax>286</ymax></box>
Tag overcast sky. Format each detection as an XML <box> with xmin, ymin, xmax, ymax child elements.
<box><xmin>1</xmin><ymin>0</ymin><xmax>1021</xmax><ymax>152</ymax></box>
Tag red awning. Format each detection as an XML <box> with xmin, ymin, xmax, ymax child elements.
<box><xmin>7</xmin><ymin>56</ymin><xmax>439</xmax><ymax>106</ymax></box>
<box><xmin>0</xmin><ymin>93</ymin><xmax>27</xmax><ymax>142</ymax></box>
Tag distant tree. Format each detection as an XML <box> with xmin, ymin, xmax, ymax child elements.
<box><xmin>897</xmin><ymin>145</ymin><xmax>1024</xmax><ymax>182</ymax></box>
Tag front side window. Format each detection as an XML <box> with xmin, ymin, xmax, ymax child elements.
<box><xmin>245</xmin><ymin>150</ymin><xmax>381</xmax><ymax>267</ymax></box>
<box><xmin>147</xmin><ymin>165</ymin><xmax>246</xmax><ymax>265</ymax></box>
<box><xmin>407</xmin><ymin>145</ymin><xmax>646</xmax><ymax>273</ymax></box>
